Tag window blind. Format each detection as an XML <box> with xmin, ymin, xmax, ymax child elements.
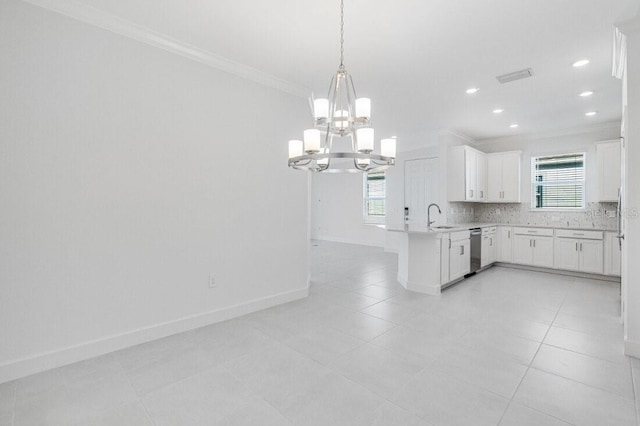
<box><xmin>531</xmin><ymin>153</ymin><xmax>585</xmax><ymax>209</ymax></box>
<box><xmin>365</xmin><ymin>172</ymin><xmax>385</xmax><ymax>219</ymax></box>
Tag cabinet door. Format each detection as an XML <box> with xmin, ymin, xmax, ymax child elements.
<box><xmin>501</xmin><ymin>152</ymin><xmax>521</xmax><ymax>202</ymax></box>
<box><xmin>513</xmin><ymin>235</ymin><xmax>533</xmax><ymax>265</ymax></box>
<box><xmin>476</xmin><ymin>152</ymin><xmax>487</xmax><ymax>202</ymax></box>
<box><xmin>460</xmin><ymin>239</ymin><xmax>471</xmax><ymax>276</ymax></box>
<box><xmin>450</xmin><ymin>240</ymin><xmax>470</xmax><ymax>281</ymax></box>
<box><xmin>481</xmin><ymin>235</ymin><xmax>490</xmax><ymax>267</ymax></box>
<box><xmin>579</xmin><ymin>240</ymin><xmax>604</xmax><ymax>274</ymax></box>
<box><xmin>489</xmin><ymin>235</ymin><xmax>498</xmax><ymax>264</ymax></box>
<box><xmin>499</xmin><ymin>227</ymin><xmax>513</xmax><ymax>262</ymax></box>
<box><xmin>440</xmin><ymin>237</ymin><xmax>451</xmax><ymax>284</ymax></box>
<box><xmin>449</xmin><ymin>243</ymin><xmax>462</xmax><ymax>281</ymax></box>
<box><xmin>597</xmin><ymin>141</ymin><xmax>621</xmax><ymax>202</ymax></box>
<box><xmin>532</xmin><ymin>237</ymin><xmax>554</xmax><ymax>268</ymax></box>
<box><xmin>486</xmin><ymin>155</ymin><xmax>502</xmax><ymax>202</ymax></box>
<box><xmin>554</xmin><ymin>238</ymin><xmax>580</xmax><ymax>271</ymax></box>
<box><xmin>465</xmin><ymin>149</ymin><xmax>477</xmax><ymax>200</ymax></box>
<box><xmin>604</xmin><ymin>232</ymin><xmax>621</xmax><ymax>276</ymax></box>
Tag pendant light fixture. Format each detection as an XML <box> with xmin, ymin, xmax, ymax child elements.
<box><xmin>287</xmin><ymin>0</ymin><xmax>396</xmax><ymax>173</ymax></box>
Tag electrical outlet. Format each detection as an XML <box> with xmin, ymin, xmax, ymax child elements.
<box><xmin>495</xmin><ymin>208</ymin><xmax>501</xmax><ymax>216</ymax></box>
<box><xmin>209</xmin><ymin>275</ymin><xmax>216</xmax><ymax>288</ymax></box>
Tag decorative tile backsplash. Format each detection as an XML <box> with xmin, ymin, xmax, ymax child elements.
<box><xmin>447</xmin><ymin>202</ymin><xmax>618</xmax><ymax>230</ymax></box>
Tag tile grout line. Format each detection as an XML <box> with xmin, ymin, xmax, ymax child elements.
<box><xmin>495</xmin><ymin>295</ymin><xmax>567</xmax><ymax>425</ymax></box>
<box><xmin>10</xmin><ymin>382</ymin><xmax>16</xmax><ymax>426</ymax></box>
<box><xmin>629</xmin><ymin>366</ymin><xmax>640</xmax><ymax>425</ymax></box>
<box><xmin>115</xmin><ymin>356</ymin><xmax>157</xmax><ymax>426</ymax></box>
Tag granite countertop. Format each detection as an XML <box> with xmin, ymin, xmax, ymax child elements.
<box><xmin>389</xmin><ymin>222</ymin><xmax>616</xmax><ymax>233</ymax></box>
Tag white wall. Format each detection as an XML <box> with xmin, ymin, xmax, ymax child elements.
<box><xmin>310</xmin><ymin>173</ymin><xmax>386</xmax><ymax>247</ymax></box>
<box><xmin>476</xmin><ymin>124</ymin><xmax>621</xmax><ymax>205</ymax></box>
<box><xmin>620</xmin><ymin>15</ymin><xmax>640</xmax><ymax>357</ymax></box>
<box><xmin>0</xmin><ymin>0</ymin><xmax>309</xmax><ymax>382</ymax></box>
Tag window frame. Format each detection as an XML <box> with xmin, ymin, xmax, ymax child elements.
<box><xmin>530</xmin><ymin>151</ymin><xmax>586</xmax><ymax>211</ymax></box>
<box><xmin>363</xmin><ymin>172</ymin><xmax>386</xmax><ymax>225</ymax></box>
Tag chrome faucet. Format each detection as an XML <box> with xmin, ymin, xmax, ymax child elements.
<box><xmin>427</xmin><ymin>203</ymin><xmax>442</xmax><ymax>229</ymax></box>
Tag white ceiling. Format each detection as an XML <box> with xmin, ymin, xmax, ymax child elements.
<box><xmin>74</xmin><ymin>0</ymin><xmax>639</xmax><ymax>145</ymax></box>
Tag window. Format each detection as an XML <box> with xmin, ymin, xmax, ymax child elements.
<box><xmin>364</xmin><ymin>172</ymin><xmax>385</xmax><ymax>224</ymax></box>
<box><xmin>531</xmin><ymin>152</ymin><xmax>585</xmax><ymax>209</ymax></box>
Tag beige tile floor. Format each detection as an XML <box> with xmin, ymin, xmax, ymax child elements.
<box><xmin>0</xmin><ymin>240</ymin><xmax>638</xmax><ymax>425</ymax></box>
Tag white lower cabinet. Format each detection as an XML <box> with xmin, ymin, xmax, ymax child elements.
<box><xmin>604</xmin><ymin>232</ymin><xmax>622</xmax><ymax>276</ymax></box>
<box><xmin>481</xmin><ymin>227</ymin><xmax>498</xmax><ymax>267</ymax></box>
<box><xmin>441</xmin><ymin>231</ymin><xmax>471</xmax><ymax>285</ymax></box>
<box><xmin>449</xmin><ymin>237</ymin><xmax>471</xmax><ymax>282</ymax></box>
<box><xmin>554</xmin><ymin>238</ymin><xmax>581</xmax><ymax>271</ymax></box>
<box><xmin>553</xmin><ymin>230</ymin><xmax>604</xmax><ymax>275</ymax></box>
<box><xmin>512</xmin><ymin>228</ymin><xmax>554</xmax><ymax>268</ymax></box>
<box><xmin>498</xmin><ymin>227</ymin><xmax>513</xmax><ymax>262</ymax></box>
<box><xmin>532</xmin><ymin>237</ymin><xmax>554</xmax><ymax>268</ymax></box>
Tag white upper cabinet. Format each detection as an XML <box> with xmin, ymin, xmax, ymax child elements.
<box><xmin>596</xmin><ymin>140</ymin><xmax>622</xmax><ymax>202</ymax></box>
<box><xmin>486</xmin><ymin>152</ymin><xmax>522</xmax><ymax>203</ymax></box>
<box><xmin>464</xmin><ymin>148</ymin><xmax>478</xmax><ymax>201</ymax></box>
<box><xmin>447</xmin><ymin>146</ymin><xmax>487</xmax><ymax>202</ymax></box>
<box><xmin>476</xmin><ymin>152</ymin><xmax>487</xmax><ymax>202</ymax></box>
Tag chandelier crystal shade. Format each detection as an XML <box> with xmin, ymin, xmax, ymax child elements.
<box><xmin>287</xmin><ymin>0</ymin><xmax>396</xmax><ymax>173</ymax></box>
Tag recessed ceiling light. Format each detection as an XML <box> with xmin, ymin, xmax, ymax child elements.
<box><xmin>579</xmin><ymin>91</ymin><xmax>594</xmax><ymax>97</ymax></box>
<box><xmin>493</xmin><ymin>109</ymin><xmax>504</xmax><ymax>114</ymax></box>
<box><xmin>466</xmin><ymin>88</ymin><xmax>479</xmax><ymax>94</ymax></box>
<box><xmin>510</xmin><ymin>124</ymin><xmax>519</xmax><ymax>128</ymax></box>
<box><xmin>572</xmin><ymin>59</ymin><xmax>590</xmax><ymax>67</ymax></box>
<box><xmin>585</xmin><ymin>111</ymin><xmax>597</xmax><ymax>116</ymax></box>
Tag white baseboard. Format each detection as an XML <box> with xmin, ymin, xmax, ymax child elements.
<box><xmin>0</xmin><ymin>286</ymin><xmax>308</xmax><ymax>384</ymax></box>
<box><xmin>624</xmin><ymin>339</ymin><xmax>640</xmax><ymax>359</ymax></box>
<box><xmin>397</xmin><ymin>273</ymin><xmax>441</xmax><ymax>295</ymax></box>
<box><xmin>406</xmin><ymin>279</ymin><xmax>441</xmax><ymax>295</ymax></box>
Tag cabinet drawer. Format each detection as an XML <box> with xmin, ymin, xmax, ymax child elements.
<box><xmin>513</xmin><ymin>227</ymin><xmax>554</xmax><ymax>237</ymax></box>
<box><xmin>481</xmin><ymin>226</ymin><xmax>497</xmax><ymax>235</ymax></box>
<box><xmin>450</xmin><ymin>230</ymin><xmax>471</xmax><ymax>242</ymax></box>
<box><xmin>555</xmin><ymin>229</ymin><xmax>603</xmax><ymax>240</ymax></box>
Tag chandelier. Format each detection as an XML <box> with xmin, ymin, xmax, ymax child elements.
<box><xmin>287</xmin><ymin>0</ymin><xmax>396</xmax><ymax>173</ymax></box>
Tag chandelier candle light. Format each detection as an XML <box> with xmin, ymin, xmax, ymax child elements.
<box><xmin>287</xmin><ymin>0</ymin><xmax>396</xmax><ymax>173</ymax></box>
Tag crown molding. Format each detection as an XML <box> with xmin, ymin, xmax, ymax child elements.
<box><xmin>20</xmin><ymin>0</ymin><xmax>310</xmax><ymax>98</ymax></box>
<box><xmin>473</xmin><ymin>121</ymin><xmax>621</xmax><ymax>146</ymax></box>
<box><xmin>437</xmin><ymin>129</ymin><xmax>476</xmax><ymax>144</ymax></box>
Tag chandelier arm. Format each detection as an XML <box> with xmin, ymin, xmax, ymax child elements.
<box><xmin>340</xmin><ymin>0</ymin><xmax>345</xmax><ymax>68</ymax></box>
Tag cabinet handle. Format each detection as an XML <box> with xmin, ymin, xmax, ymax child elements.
<box><xmin>449</xmin><ymin>239</ymin><xmax>452</xmax><ymax>249</ymax></box>
<box><xmin>469</xmin><ymin>190</ymin><xmax>474</xmax><ymax>198</ymax></box>
<box><xmin>508</xmin><ymin>230</ymin><xmax>511</xmax><ymax>238</ymax></box>
<box><xmin>580</xmin><ymin>242</ymin><xmax>583</xmax><ymax>251</ymax></box>
<box><xmin>530</xmin><ymin>239</ymin><xmax>532</xmax><ymax>248</ymax></box>
<box><xmin>480</xmin><ymin>190</ymin><xmax>484</xmax><ymax>198</ymax></box>
<box><xmin>461</xmin><ymin>245</ymin><xmax>465</xmax><ymax>255</ymax></box>
<box><xmin>490</xmin><ymin>238</ymin><xmax>493</xmax><ymax>246</ymax></box>
<box><xmin>533</xmin><ymin>239</ymin><xmax>536</xmax><ymax>248</ymax></box>
<box><xmin>576</xmin><ymin>242</ymin><xmax>578</xmax><ymax>251</ymax></box>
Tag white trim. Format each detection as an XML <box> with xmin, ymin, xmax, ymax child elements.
<box><xmin>437</xmin><ymin>129</ymin><xmax>476</xmax><ymax>144</ymax></box>
<box><xmin>494</xmin><ymin>263</ymin><xmax>621</xmax><ymax>283</ymax></box>
<box><xmin>0</xmin><ymin>286</ymin><xmax>308</xmax><ymax>384</ymax></box>
<box><xmin>20</xmin><ymin>0</ymin><xmax>309</xmax><ymax>98</ymax></box>
<box><xmin>624</xmin><ymin>339</ymin><xmax>640</xmax><ymax>358</ymax></box>
<box><xmin>474</xmin><ymin>121</ymin><xmax>621</xmax><ymax>146</ymax></box>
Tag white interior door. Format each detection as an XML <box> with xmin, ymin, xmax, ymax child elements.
<box><xmin>404</xmin><ymin>158</ymin><xmax>439</xmax><ymax>226</ymax></box>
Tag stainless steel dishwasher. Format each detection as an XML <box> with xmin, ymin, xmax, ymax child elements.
<box><xmin>469</xmin><ymin>228</ymin><xmax>482</xmax><ymax>274</ymax></box>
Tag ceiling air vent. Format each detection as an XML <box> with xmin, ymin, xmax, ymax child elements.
<box><xmin>496</xmin><ymin>68</ymin><xmax>534</xmax><ymax>84</ymax></box>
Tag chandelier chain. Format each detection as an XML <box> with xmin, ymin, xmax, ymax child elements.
<box><xmin>340</xmin><ymin>0</ymin><xmax>344</xmax><ymax>67</ymax></box>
